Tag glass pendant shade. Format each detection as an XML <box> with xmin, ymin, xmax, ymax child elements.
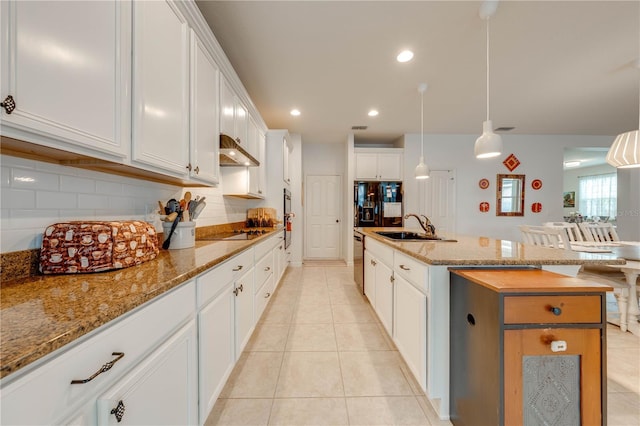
<box><xmin>606</xmin><ymin>130</ymin><xmax>640</xmax><ymax>168</ymax></box>
<box><xmin>474</xmin><ymin>120</ymin><xmax>503</xmax><ymax>158</ymax></box>
<box><xmin>415</xmin><ymin>156</ymin><xmax>430</xmax><ymax>179</ymax></box>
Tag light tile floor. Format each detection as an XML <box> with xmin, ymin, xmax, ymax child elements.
<box><xmin>206</xmin><ymin>265</ymin><xmax>640</xmax><ymax>426</ymax></box>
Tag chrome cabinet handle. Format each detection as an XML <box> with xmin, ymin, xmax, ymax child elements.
<box><xmin>233</xmin><ymin>265</ymin><xmax>243</xmax><ymax>272</ymax></box>
<box><xmin>194</xmin><ymin>166</ymin><xmax>200</xmax><ymax>174</ymax></box>
<box><xmin>110</xmin><ymin>400</ymin><xmax>125</xmax><ymax>423</ymax></box>
<box><xmin>264</xmin><ymin>292</ymin><xmax>271</xmax><ymax>298</ymax></box>
<box><xmin>186</xmin><ymin>163</ymin><xmax>192</xmax><ymax>171</ymax></box>
<box><xmin>370</xmin><ymin>259</ymin><xmax>377</xmax><ymax>266</ymax></box>
<box><xmin>238</xmin><ymin>284</ymin><xmax>244</xmax><ymax>292</ymax></box>
<box><xmin>71</xmin><ymin>352</ymin><xmax>124</xmax><ymax>384</ymax></box>
<box><xmin>390</xmin><ymin>275</ymin><xmax>395</xmax><ymax>283</ymax></box>
<box><xmin>233</xmin><ymin>288</ymin><xmax>239</xmax><ymax>296</ymax></box>
<box><xmin>399</xmin><ymin>265</ymin><xmax>410</xmax><ymax>271</ymax></box>
<box><xmin>264</xmin><ymin>267</ymin><xmax>271</xmax><ymax>271</ymax></box>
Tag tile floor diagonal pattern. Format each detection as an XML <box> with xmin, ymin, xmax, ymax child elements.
<box><xmin>207</xmin><ymin>265</ymin><xmax>640</xmax><ymax>426</ymax></box>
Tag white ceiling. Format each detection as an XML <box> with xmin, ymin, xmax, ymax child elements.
<box><xmin>196</xmin><ymin>1</ymin><xmax>640</xmax><ymax>146</ymax></box>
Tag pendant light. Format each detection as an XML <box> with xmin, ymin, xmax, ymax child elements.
<box><xmin>415</xmin><ymin>83</ymin><xmax>430</xmax><ymax>179</ymax></box>
<box><xmin>474</xmin><ymin>2</ymin><xmax>503</xmax><ymax>159</ymax></box>
<box><xmin>606</xmin><ymin>61</ymin><xmax>640</xmax><ymax>168</ymax></box>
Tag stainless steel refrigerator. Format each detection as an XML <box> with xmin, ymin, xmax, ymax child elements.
<box><xmin>354</xmin><ymin>181</ymin><xmax>403</xmax><ymax>227</ymax></box>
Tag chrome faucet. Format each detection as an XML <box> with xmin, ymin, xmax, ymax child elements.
<box><xmin>404</xmin><ymin>214</ymin><xmax>436</xmax><ymax>237</ymax></box>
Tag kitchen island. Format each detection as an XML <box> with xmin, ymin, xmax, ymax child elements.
<box><xmin>358</xmin><ymin>227</ymin><xmax>624</xmax><ymax>420</ymax></box>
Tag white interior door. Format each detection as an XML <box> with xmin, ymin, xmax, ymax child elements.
<box><xmin>305</xmin><ymin>175</ymin><xmax>342</xmax><ymax>259</ymax></box>
<box><xmin>421</xmin><ymin>170</ymin><xmax>456</xmax><ymax>235</ymax></box>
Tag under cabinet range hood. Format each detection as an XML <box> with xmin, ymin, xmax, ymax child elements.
<box><xmin>219</xmin><ymin>134</ymin><xmax>260</xmax><ymax>167</ymax></box>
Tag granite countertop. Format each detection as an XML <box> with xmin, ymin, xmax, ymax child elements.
<box><xmin>0</xmin><ymin>233</ymin><xmax>277</xmax><ymax>381</ymax></box>
<box><xmin>359</xmin><ymin>228</ymin><xmax>627</xmax><ymax>266</ymax></box>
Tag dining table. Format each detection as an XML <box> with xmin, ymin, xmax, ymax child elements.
<box><xmin>571</xmin><ymin>241</ymin><xmax>640</xmax><ymax>335</ymax></box>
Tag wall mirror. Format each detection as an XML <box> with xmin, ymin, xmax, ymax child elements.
<box><xmin>496</xmin><ymin>174</ymin><xmax>525</xmax><ymax>216</ymax></box>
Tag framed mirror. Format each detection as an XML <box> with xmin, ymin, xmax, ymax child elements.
<box><xmin>496</xmin><ymin>174</ymin><xmax>525</xmax><ymax>216</ymax></box>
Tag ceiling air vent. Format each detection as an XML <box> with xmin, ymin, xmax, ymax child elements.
<box><xmin>352</xmin><ymin>125</ymin><xmax>368</xmax><ymax>130</ymax></box>
<box><xmin>494</xmin><ymin>126</ymin><xmax>515</xmax><ymax>132</ymax></box>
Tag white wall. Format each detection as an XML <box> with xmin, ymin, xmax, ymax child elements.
<box><xmin>0</xmin><ymin>154</ymin><xmax>252</xmax><ymax>253</ymax></box>
<box><xmin>616</xmin><ymin>168</ymin><xmax>640</xmax><ymax>241</ymax></box>
<box><xmin>402</xmin><ymin>134</ymin><xmax>614</xmax><ymax>242</ymax></box>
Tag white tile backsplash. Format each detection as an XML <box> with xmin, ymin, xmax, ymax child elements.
<box><xmin>0</xmin><ymin>154</ymin><xmax>253</xmax><ymax>253</ymax></box>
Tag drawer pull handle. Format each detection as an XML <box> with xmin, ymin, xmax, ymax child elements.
<box><xmin>467</xmin><ymin>314</ymin><xmax>476</xmax><ymax>326</ymax></box>
<box><xmin>399</xmin><ymin>264</ymin><xmax>411</xmax><ymax>271</ymax></box>
<box><xmin>265</xmin><ymin>292</ymin><xmax>271</xmax><ymax>298</ymax></box>
<box><xmin>550</xmin><ymin>340</ymin><xmax>567</xmax><ymax>352</ymax></box>
<box><xmin>233</xmin><ymin>265</ymin><xmax>243</xmax><ymax>272</ymax></box>
<box><xmin>110</xmin><ymin>400</ymin><xmax>125</xmax><ymax>422</ymax></box>
<box><xmin>549</xmin><ymin>306</ymin><xmax>562</xmax><ymax>316</ymax></box>
<box><xmin>264</xmin><ymin>267</ymin><xmax>271</xmax><ymax>271</ymax></box>
<box><xmin>71</xmin><ymin>352</ymin><xmax>124</xmax><ymax>384</ymax></box>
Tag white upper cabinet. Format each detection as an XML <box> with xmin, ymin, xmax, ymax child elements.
<box><xmin>0</xmin><ymin>0</ymin><xmax>131</xmax><ymax>159</ymax></box>
<box><xmin>219</xmin><ymin>75</ymin><xmax>249</xmax><ymax>149</ymax></box>
<box><xmin>132</xmin><ymin>0</ymin><xmax>190</xmax><ymax>177</ymax></box>
<box><xmin>220</xmin><ymin>76</ymin><xmax>235</xmax><ymax>139</ymax></box>
<box><xmin>355</xmin><ymin>149</ymin><xmax>403</xmax><ymax>181</ymax></box>
<box><xmin>248</xmin><ymin>118</ymin><xmax>266</xmax><ymax>197</ymax></box>
<box><xmin>189</xmin><ymin>30</ymin><xmax>220</xmax><ymax>185</ymax></box>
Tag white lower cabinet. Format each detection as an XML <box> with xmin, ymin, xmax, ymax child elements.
<box><xmin>234</xmin><ymin>266</ymin><xmax>255</xmax><ymax>356</ymax></box>
<box><xmin>364</xmin><ymin>251</ymin><xmax>376</xmax><ymax>306</ymax></box>
<box><xmin>96</xmin><ymin>320</ymin><xmax>198</xmax><ymax>425</ymax></box>
<box><xmin>197</xmin><ymin>283</ymin><xmax>234</xmax><ymax>423</ymax></box>
<box><xmin>365</xmin><ymin>238</ymin><xmax>394</xmax><ymax>335</ymax></box>
<box><xmin>1</xmin><ymin>239</ymin><xmax>289</xmax><ymax>426</ymax></box>
<box><xmin>393</xmin><ymin>274</ymin><xmax>427</xmax><ymax>390</ymax></box>
<box><xmin>0</xmin><ymin>281</ymin><xmax>196</xmax><ymax>426</ymax></box>
<box><xmin>374</xmin><ymin>258</ymin><xmax>394</xmax><ymax>335</ymax></box>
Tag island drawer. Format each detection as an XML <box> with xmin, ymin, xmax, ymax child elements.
<box><xmin>503</xmin><ymin>295</ymin><xmax>601</xmax><ymax>324</ymax></box>
<box><xmin>394</xmin><ymin>251</ymin><xmax>428</xmax><ymax>293</ymax></box>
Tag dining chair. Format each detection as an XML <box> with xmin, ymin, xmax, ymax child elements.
<box><xmin>578</xmin><ymin>222</ymin><xmax>620</xmax><ymax>242</ymax></box>
<box><xmin>542</xmin><ymin>222</ymin><xmax>584</xmax><ymax>242</ymax></box>
<box><xmin>519</xmin><ymin>225</ymin><xmax>571</xmax><ymax>250</ymax></box>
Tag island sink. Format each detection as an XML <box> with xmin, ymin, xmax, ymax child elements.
<box><xmin>375</xmin><ymin>231</ymin><xmax>457</xmax><ymax>242</ymax></box>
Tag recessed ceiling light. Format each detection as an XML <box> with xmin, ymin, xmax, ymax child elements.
<box><xmin>564</xmin><ymin>161</ymin><xmax>581</xmax><ymax>168</ymax></box>
<box><xmin>368</xmin><ymin>110</ymin><xmax>379</xmax><ymax>117</ymax></box>
<box><xmin>396</xmin><ymin>50</ymin><xmax>414</xmax><ymax>63</ymax></box>
<box><xmin>290</xmin><ymin>109</ymin><xmax>301</xmax><ymax>116</ymax></box>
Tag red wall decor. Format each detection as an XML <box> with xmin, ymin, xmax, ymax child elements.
<box><xmin>531</xmin><ymin>202</ymin><xmax>542</xmax><ymax>213</ymax></box>
<box><xmin>503</xmin><ymin>154</ymin><xmax>520</xmax><ymax>172</ymax></box>
<box><xmin>479</xmin><ymin>202</ymin><xmax>490</xmax><ymax>212</ymax></box>
<box><xmin>479</xmin><ymin>178</ymin><xmax>490</xmax><ymax>189</ymax></box>
<box><xmin>531</xmin><ymin>179</ymin><xmax>542</xmax><ymax>190</ymax></box>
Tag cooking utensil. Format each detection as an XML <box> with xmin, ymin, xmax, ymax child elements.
<box><xmin>183</xmin><ymin>192</ymin><xmax>192</xmax><ymax>222</ymax></box>
<box><xmin>165</xmin><ymin>199</ymin><xmax>180</xmax><ymax>215</ymax></box>
<box><xmin>191</xmin><ymin>201</ymin><xmax>206</xmax><ymax>220</ymax></box>
<box><xmin>162</xmin><ymin>212</ymin><xmax>182</xmax><ymax>249</ymax></box>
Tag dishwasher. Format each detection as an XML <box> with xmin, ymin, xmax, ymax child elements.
<box><xmin>353</xmin><ymin>230</ymin><xmax>364</xmax><ymax>294</ymax></box>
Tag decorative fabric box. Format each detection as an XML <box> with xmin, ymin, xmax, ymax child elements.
<box><xmin>39</xmin><ymin>221</ymin><xmax>159</xmax><ymax>274</ymax></box>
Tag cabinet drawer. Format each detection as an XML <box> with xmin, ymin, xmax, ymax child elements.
<box><xmin>255</xmin><ymin>251</ymin><xmax>274</xmax><ymax>293</ymax></box>
<box><xmin>255</xmin><ymin>274</ymin><xmax>275</xmax><ymax>321</ymax></box>
<box><xmin>198</xmin><ymin>248</ymin><xmax>253</xmax><ymax>307</ymax></box>
<box><xmin>504</xmin><ymin>295</ymin><xmax>601</xmax><ymax>324</ymax></box>
<box><xmin>394</xmin><ymin>251</ymin><xmax>428</xmax><ymax>293</ymax></box>
<box><xmin>0</xmin><ymin>281</ymin><xmax>196</xmax><ymax>426</ymax></box>
<box><xmin>366</xmin><ymin>237</ymin><xmax>393</xmax><ymax>266</ymax></box>
<box><xmin>254</xmin><ymin>234</ymin><xmax>278</xmax><ymax>261</ymax></box>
